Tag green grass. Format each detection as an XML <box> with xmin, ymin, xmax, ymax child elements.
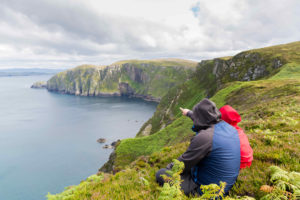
<box><xmin>247</xmin><ymin>41</ymin><xmax>300</xmax><ymax>63</ymax></box>
<box><xmin>113</xmin><ymin>58</ymin><xmax>198</xmax><ymax>68</ymax></box>
<box><xmin>270</xmin><ymin>62</ymin><xmax>300</xmax><ymax>80</ymax></box>
<box><xmin>223</xmin><ymin>79</ymin><xmax>300</xmax><ymax>198</ymax></box>
<box><xmin>115</xmin><ymin>116</ymin><xmax>193</xmax><ymax>167</ymax></box>
<box><xmin>47</xmin><ymin>142</ymin><xmax>191</xmax><ymax>200</ymax></box>
<box><xmin>210</xmin><ymin>82</ymin><xmax>245</xmax><ymax>108</ymax></box>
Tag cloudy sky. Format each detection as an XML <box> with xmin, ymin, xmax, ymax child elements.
<box><xmin>0</xmin><ymin>0</ymin><xmax>299</xmax><ymax>69</ymax></box>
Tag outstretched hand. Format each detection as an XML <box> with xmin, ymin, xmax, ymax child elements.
<box><xmin>180</xmin><ymin>107</ymin><xmax>190</xmax><ymax>116</ymax></box>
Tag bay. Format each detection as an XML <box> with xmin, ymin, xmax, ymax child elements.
<box><xmin>0</xmin><ymin>75</ymin><xmax>157</xmax><ymax>200</ymax></box>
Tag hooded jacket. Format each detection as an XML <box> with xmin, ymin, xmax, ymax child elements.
<box><xmin>219</xmin><ymin>105</ymin><xmax>253</xmax><ymax>169</ymax></box>
<box><xmin>178</xmin><ymin>98</ymin><xmax>240</xmax><ymax>195</ymax></box>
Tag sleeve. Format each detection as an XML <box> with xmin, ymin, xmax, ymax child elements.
<box><xmin>187</xmin><ymin>111</ymin><xmax>194</xmax><ymax>121</ymax></box>
<box><xmin>178</xmin><ymin>128</ymin><xmax>213</xmax><ymax>173</ymax></box>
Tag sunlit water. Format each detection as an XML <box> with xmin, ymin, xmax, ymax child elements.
<box><xmin>0</xmin><ymin>75</ymin><xmax>157</xmax><ymax>200</ymax></box>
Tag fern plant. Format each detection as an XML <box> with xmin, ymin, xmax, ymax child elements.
<box><xmin>158</xmin><ymin>159</ymin><xmax>185</xmax><ymax>200</ymax></box>
<box><xmin>195</xmin><ymin>182</ymin><xmax>226</xmax><ymax>200</ymax></box>
<box><xmin>158</xmin><ymin>160</ymin><xmax>255</xmax><ymax>200</ymax></box>
<box><xmin>260</xmin><ymin>166</ymin><xmax>300</xmax><ymax>200</ymax></box>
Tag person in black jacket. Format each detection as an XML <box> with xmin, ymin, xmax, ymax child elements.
<box><xmin>156</xmin><ymin>98</ymin><xmax>240</xmax><ymax>196</ymax></box>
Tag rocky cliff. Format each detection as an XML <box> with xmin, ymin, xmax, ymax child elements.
<box><xmin>46</xmin><ymin>59</ymin><xmax>197</xmax><ymax>102</ymax></box>
<box><xmin>212</xmin><ymin>51</ymin><xmax>284</xmax><ymax>88</ymax></box>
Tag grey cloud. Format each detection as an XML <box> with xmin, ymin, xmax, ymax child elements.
<box><xmin>0</xmin><ymin>0</ymin><xmax>179</xmax><ymax>58</ymax></box>
<box><xmin>192</xmin><ymin>0</ymin><xmax>300</xmax><ymax>51</ymax></box>
<box><xmin>0</xmin><ymin>0</ymin><xmax>177</xmax><ymax>54</ymax></box>
<box><xmin>0</xmin><ymin>0</ymin><xmax>299</xmax><ymax>68</ymax></box>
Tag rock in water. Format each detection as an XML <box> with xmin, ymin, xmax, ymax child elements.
<box><xmin>111</xmin><ymin>140</ymin><xmax>121</xmax><ymax>147</ymax></box>
<box><xmin>103</xmin><ymin>144</ymin><xmax>113</xmax><ymax>149</ymax></box>
<box><xmin>97</xmin><ymin>138</ymin><xmax>106</xmax><ymax>143</ymax></box>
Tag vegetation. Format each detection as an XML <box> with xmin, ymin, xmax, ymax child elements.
<box><xmin>47</xmin><ymin>41</ymin><xmax>300</xmax><ymax>199</ymax></box>
<box><xmin>260</xmin><ymin>166</ymin><xmax>300</xmax><ymax>199</ymax></box>
<box><xmin>112</xmin><ymin>58</ymin><xmax>198</xmax><ymax>68</ymax></box>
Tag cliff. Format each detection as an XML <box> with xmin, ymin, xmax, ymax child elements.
<box><xmin>46</xmin><ymin>59</ymin><xmax>197</xmax><ymax>102</ymax></box>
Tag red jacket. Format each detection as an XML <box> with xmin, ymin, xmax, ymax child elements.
<box><xmin>219</xmin><ymin>105</ymin><xmax>253</xmax><ymax>169</ymax></box>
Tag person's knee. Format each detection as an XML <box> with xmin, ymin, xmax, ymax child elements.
<box><xmin>155</xmin><ymin>168</ymin><xmax>169</xmax><ymax>186</ymax></box>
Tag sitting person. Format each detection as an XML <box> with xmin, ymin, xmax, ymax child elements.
<box><xmin>219</xmin><ymin>105</ymin><xmax>253</xmax><ymax>169</ymax></box>
<box><xmin>156</xmin><ymin>98</ymin><xmax>241</xmax><ymax>196</ymax></box>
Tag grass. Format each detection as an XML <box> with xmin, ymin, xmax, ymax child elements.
<box><xmin>210</xmin><ymin>82</ymin><xmax>245</xmax><ymax>108</ymax></box>
<box><xmin>112</xmin><ymin>58</ymin><xmax>198</xmax><ymax>68</ymax></box>
<box><xmin>115</xmin><ymin>116</ymin><xmax>193</xmax><ymax>168</ymax></box>
<box><xmin>270</xmin><ymin>62</ymin><xmax>300</xmax><ymax>80</ymax></box>
<box><xmin>247</xmin><ymin>41</ymin><xmax>300</xmax><ymax>63</ymax></box>
<box><xmin>47</xmin><ymin>142</ymin><xmax>190</xmax><ymax>200</ymax></box>
<box><xmin>225</xmin><ymin>79</ymin><xmax>300</xmax><ymax>198</ymax></box>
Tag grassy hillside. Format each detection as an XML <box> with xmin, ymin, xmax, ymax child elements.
<box><xmin>47</xmin><ymin>41</ymin><xmax>300</xmax><ymax>199</ymax></box>
<box><xmin>113</xmin><ymin>58</ymin><xmax>198</xmax><ymax>68</ymax></box>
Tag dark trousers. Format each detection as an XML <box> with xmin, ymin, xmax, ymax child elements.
<box><xmin>155</xmin><ymin>168</ymin><xmax>199</xmax><ymax>196</ymax></box>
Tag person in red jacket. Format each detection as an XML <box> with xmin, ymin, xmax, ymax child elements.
<box><xmin>219</xmin><ymin>105</ymin><xmax>253</xmax><ymax>169</ymax></box>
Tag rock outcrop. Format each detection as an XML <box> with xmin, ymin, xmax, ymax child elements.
<box><xmin>211</xmin><ymin>52</ymin><xmax>284</xmax><ymax>89</ymax></box>
<box><xmin>97</xmin><ymin>138</ymin><xmax>106</xmax><ymax>143</ymax></box>
<box><xmin>31</xmin><ymin>81</ymin><xmax>47</xmax><ymax>89</ymax></box>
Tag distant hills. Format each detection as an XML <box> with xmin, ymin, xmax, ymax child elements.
<box><xmin>0</xmin><ymin>68</ymin><xmax>64</xmax><ymax>77</ymax></box>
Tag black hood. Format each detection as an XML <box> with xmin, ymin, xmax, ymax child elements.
<box><xmin>191</xmin><ymin>98</ymin><xmax>221</xmax><ymax>127</ymax></box>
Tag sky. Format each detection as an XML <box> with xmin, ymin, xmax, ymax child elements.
<box><xmin>0</xmin><ymin>0</ymin><xmax>299</xmax><ymax>69</ymax></box>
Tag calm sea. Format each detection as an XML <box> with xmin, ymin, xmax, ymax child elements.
<box><xmin>0</xmin><ymin>75</ymin><xmax>157</xmax><ymax>200</ymax></box>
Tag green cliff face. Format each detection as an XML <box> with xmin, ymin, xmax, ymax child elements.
<box><xmin>47</xmin><ymin>41</ymin><xmax>300</xmax><ymax>200</ymax></box>
<box><xmin>46</xmin><ymin>59</ymin><xmax>197</xmax><ymax>102</ymax></box>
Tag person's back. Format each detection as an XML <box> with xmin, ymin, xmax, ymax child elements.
<box><xmin>191</xmin><ymin>121</ymin><xmax>240</xmax><ymax>194</ymax></box>
<box><xmin>155</xmin><ymin>98</ymin><xmax>241</xmax><ymax>196</ymax></box>
<box><xmin>219</xmin><ymin>105</ymin><xmax>253</xmax><ymax>169</ymax></box>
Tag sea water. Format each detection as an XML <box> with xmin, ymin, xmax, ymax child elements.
<box><xmin>0</xmin><ymin>75</ymin><xmax>157</xmax><ymax>200</ymax></box>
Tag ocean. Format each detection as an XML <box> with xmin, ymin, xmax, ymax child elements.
<box><xmin>0</xmin><ymin>75</ymin><xmax>157</xmax><ymax>200</ymax></box>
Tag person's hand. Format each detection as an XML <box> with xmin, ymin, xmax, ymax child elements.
<box><xmin>180</xmin><ymin>107</ymin><xmax>190</xmax><ymax>116</ymax></box>
<box><xmin>166</xmin><ymin>162</ymin><xmax>174</xmax><ymax>170</ymax></box>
